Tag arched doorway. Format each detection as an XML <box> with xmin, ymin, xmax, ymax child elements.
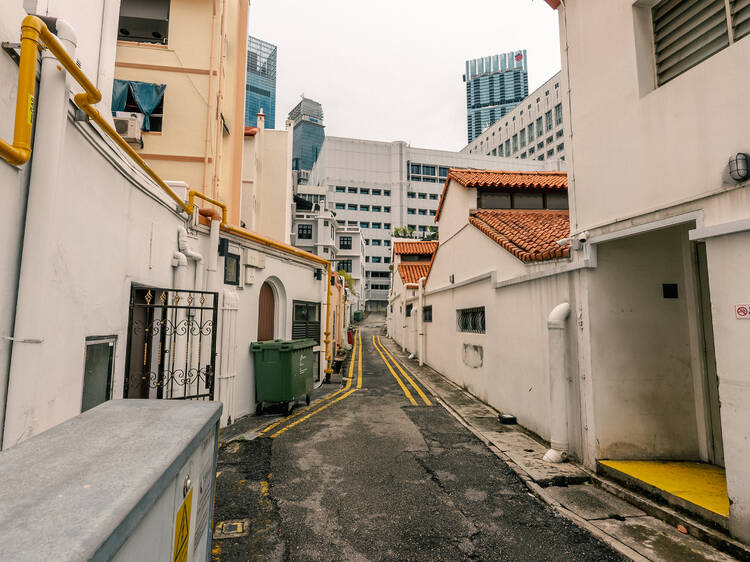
<box><xmin>258</xmin><ymin>282</ymin><xmax>275</xmax><ymax>341</ymax></box>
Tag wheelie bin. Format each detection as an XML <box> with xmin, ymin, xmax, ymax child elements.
<box><xmin>250</xmin><ymin>338</ymin><xmax>316</xmax><ymax>415</ymax></box>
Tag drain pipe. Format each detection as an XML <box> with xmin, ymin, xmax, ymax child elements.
<box><xmin>417</xmin><ymin>277</ymin><xmax>426</xmax><ymax>366</ymax></box>
<box><xmin>2</xmin><ymin>18</ymin><xmax>76</xmax><ymax>448</ymax></box>
<box><xmin>403</xmin><ymin>283</ymin><xmax>420</xmax><ymax>352</ymax></box>
<box><xmin>178</xmin><ymin>227</ymin><xmax>204</xmax><ymax>291</ymax></box>
<box><xmin>543</xmin><ymin>302</ymin><xmax>571</xmax><ymax>463</ymax></box>
<box><xmin>200</xmin><ymin>209</ymin><xmax>221</xmax><ymax>292</ymax></box>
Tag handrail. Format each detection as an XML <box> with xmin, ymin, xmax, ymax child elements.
<box><xmin>2</xmin><ymin>15</ymin><xmax>334</xmax><ymax>374</ymax></box>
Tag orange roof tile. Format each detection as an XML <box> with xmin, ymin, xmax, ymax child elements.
<box><xmin>435</xmin><ymin>169</ymin><xmax>568</xmax><ymax>221</ymax></box>
<box><xmin>397</xmin><ymin>262</ymin><xmax>432</xmax><ymax>285</ymax></box>
<box><xmin>393</xmin><ymin>241</ymin><xmax>438</xmax><ymax>255</ymax></box>
<box><xmin>469</xmin><ymin>209</ymin><xmax>570</xmax><ymax>263</ymax></box>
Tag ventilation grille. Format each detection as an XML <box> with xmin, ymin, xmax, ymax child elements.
<box><xmin>732</xmin><ymin>0</ymin><xmax>750</xmax><ymax>40</ymax></box>
<box><xmin>653</xmin><ymin>0</ymin><xmax>729</xmax><ymax>85</ymax></box>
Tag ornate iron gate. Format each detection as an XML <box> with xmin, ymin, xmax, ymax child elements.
<box><xmin>124</xmin><ymin>286</ymin><xmax>218</xmax><ymax>401</ymax></box>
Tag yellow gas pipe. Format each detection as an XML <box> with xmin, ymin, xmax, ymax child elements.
<box><xmin>0</xmin><ymin>15</ymin><xmax>334</xmax><ymax>375</ymax></box>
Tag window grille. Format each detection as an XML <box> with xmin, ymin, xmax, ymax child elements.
<box><xmin>456</xmin><ymin>307</ymin><xmax>485</xmax><ymax>333</ymax></box>
<box><xmin>652</xmin><ymin>0</ymin><xmax>730</xmax><ymax>86</ymax></box>
<box><xmin>297</xmin><ymin>224</ymin><xmax>312</xmax><ymax>239</ymax></box>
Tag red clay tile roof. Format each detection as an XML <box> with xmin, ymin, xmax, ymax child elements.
<box><xmin>393</xmin><ymin>241</ymin><xmax>439</xmax><ymax>255</ymax></box>
<box><xmin>397</xmin><ymin>263</ymin><xmax>432</xmax><ymax>285</ymax></box>
<box><xmin>469</xmin><ymin>209</ymin><xmax>571</xmax><ymax>263</ymax></box>
<box><xmin>435</xmin><ymin>169</ymin><xmax>568</xmax><ymax>221</ymax></box>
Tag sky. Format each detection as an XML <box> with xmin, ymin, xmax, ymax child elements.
<box><xmin>248</xmin><ymin>1</ymin><xmax>561</xmax><ymax>152</ymax></box>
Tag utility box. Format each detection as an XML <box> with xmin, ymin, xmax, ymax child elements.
<box><xmin>0</xmin><ymin>399</ymin><xmax>222</xmax><ymax>561</ymax></box>
<box><xmin>251</xmin><ymin>338</ymin><xmax>316</xmax><ymax>414</ymax></box>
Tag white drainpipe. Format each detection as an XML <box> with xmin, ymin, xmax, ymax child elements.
<box><xmin>205</xmin><ymin>218</ymin><xmax>220</xmax><ymax>292</ymax></box>
<box><xmin>178</xmin><ymin>227</ymin><xmax>204</xmax><ymax>290</ymax></box>
<box><xmin>543</xmin><ymin>302</ymin><xmax>571</xmax><ymax>463</ymax></box>
<box><xmin>403</xmin><ymin>283</ymin><xmax>420</xmax><ymax>353</ymax></box>
<box><xmin>2</xmin><ymin>19</ymin><xmax>76</xmax><ymax>448</ymax></box>
<box><xmin>417</xmin><ymin>277</ymin><xmax>426</xmax><ymax>366</ymax></box>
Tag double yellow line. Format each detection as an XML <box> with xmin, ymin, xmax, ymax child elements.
<box><xmin>372</xmin><ymin>336</ymin><xmax>432</xmax><ymax>406</ymax></box>
<box><xmin>261</xmin><ymin>330</ymin><xmax>363</xmax><ymax>439</ymax></box>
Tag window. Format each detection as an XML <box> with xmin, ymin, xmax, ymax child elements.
<box><xmin>338</xmin><ymin>259</ymin><xmax>352</xmax><ymax>272</ymax></box>
<box><xmin>529</xmin><ymin>147</ymin><xmax>535</xmax><ymax>155</ymax></box>
<box><xmin>372</xmin><ymin>239</ymin><xmax>382</xmax><ymax>246</ymax></box>
<box><xmin>384</xmin><ymin>223</ymin><xmax>391</xmax><ymax>229</ymax></box>
<box><xmin>113</xmin><ymin>80</ymin><xmax>165</xmax><ymax>132</ymax></box>
<box><xmin>429</xmin><ymin>194</ymin><xmax>438</xmax><ymax>200</ymax></box>
<box><xmin>520</xmin><ymin>153</ymin><xmax>527</xmax><ymax>159</ymax></box>
<box><xmin>224</xmin><ymin>252</ymin><xmax>240</xmax><ymax>285</ymax></box>
<box><xmin>335</xmin><ymin>203</ymin><xmax>345</xmax><ymax>210</ymax></box>
<box><xmin>418</xmin><ymin>193</ymin><xmax>427</xmax><ymax>199</ymax></box>
<box><xmin>373</xmin><ymin>189</ymin><xmax>382</xmax><ymax>196</ymax></box>
<box><xmin>335</xmin><ymin>186</ymin><xmax>346</xmax><ymax>193</ymax></box>
<box><xmin>422</xmin><ymin>165</ymin><xmax>436</xmax><ymax>176</ymax></box>
<box><xmin>498</xmin><ymin>145</ymin><xmax>504</xmax><ymax>157</ymax></box>
<box><xmin>418</xmin><ymin>225</ymin><xmax>427</xmax><ymax>231</ymax></box>
<box><xmin>545</xmin><ymin>110</ymin><xmax>553</xmax><ymax>131</ymax></box>
<box><xmin>536</xmin><ymin>117</ymin><xmax>543</xmax><ymax>136</ymax></box>
<box><xmin>408</xmin><ymin>208</ymin><xmax>416</xmax><ymax>215</ymax></box>
<box><xmin>557</xmin><ymin>143</ymin><xmax>565</xmax><ymax>152</ymax></box>
<box><xmin>457</xmin><ymin>307</ymin><xmax>485</xmax><ymax>333</ymax></box>
<box><xmin>365</xmin><ymin>239</ymin><xmax>370</xmax><ymax>245</ymax></box>
<box><xmin>546</xmin><ymin>136</ymin><xmax>554</xmax><ymax>145</ymax></box>
<box><xmin>360</xmin><ymin>221</ymin><xmax>369</xmax><ymax>228</ymax></box>
<box><xmin>297</xmin><ymin>224</ymin><xmax>312</xmax><ymax>239</ymax></box>
<box><xmin>361</xmin><ymin>188</ymin><xmax>370</xmax><ymax>195</ymax></box>
<box><xmin>538</xmin><ymin>142</ymin><xmax>544</xmax><ymax>150</ymax></box>
<box><xmin>492</xmin><ymin>148</ymin><xmax>497</xmax><ymax>156</ymax></box>
<box><xmin>520</xmin><ymin>129</ymin><xmax>526</xmax><ymax>148</ymax></box>
<box><xmin>384</xmin><ymin>206</ymin><xmax>391</xmax><ymax>212</ymax></box>
<box><xmin>528</xmin><ymin>123</ymin><xmax>535</xmax><ymax>142</ymax></box>
<box><xmin>384</xmin><ymin>240</ymin><xmax>391</xmax><ymax>247</ymax></box>
<box><xmin>423</xmin><ymin>306</ymin><xmax>433</xmax><ymax>323</ymax></box>
<box><xmin>348</xmin><ymin>187</ymin><xmax>357</xmax><ymax>193</ymax></box>
<box><xmin>410</xmin><ymin>163</ymin><xmax>421</xmax><ymax>175</ymax></box>
<box><xmin>429</xmin><ymin>210</ymin><xmax>436</xmax><ymax>216</ymax></box>
<box><xmin>407</xmin><ymin>192</ymin><xmax>416</xmax><ymax>199</ymax></box>
<box><xmin>418</xmin><ymin>209</ymin><xmax>427</xmax><ymax>215</ymax></box>
<box><xmin>652</xmin><ymin>0</ymin><xmax>741</xmax><ymax>86</ymax></box>
<box><xmin>384</xmin><ymin>257</ymin><xmax>391</xmax><ymax>264</ymax></box>
<box><xmin>348</xmin><ymin>204</ymin><xmax>357</xmax><ymax>210</ymax></box>
<box><xmin>547</xmin><ymin>149</ymin><xmax>555</xmax><ymax>157</ymax></box>
<box><xmin>556</xmin><ymin>130</ymin><xmax>564</xmax><ymax>138</ymax></box>
<box><xmin>505</xmin><ymin>140</ymin><xmax>510</xmax><ymax>155</ymax></box>
<box><xmin>372</xmin><ymin>256</ymin><xmax>382</xmax><ymax>263</ymax></box>
<box><xmin>340</xmin><ymin>236</ymin><xmax>352</xmax><ymax>249</ymax></box>
<box><xmin>292</xmin><ymin>301</ymin><xmax>321</xmax><ymax>343</ymax></box>
<box><xmin>117</xmin><ymin>0</ymin><xmax>170</xmax><ymax>44</ymax></box>
<box><xmin>82</xmin><ymin>336</ymin><xmax>116</xmax><ymax>412</ymax></box>
<box><xmin>406</xmin><ymin>304</ymin><xmax>413</xmax><ymax>317</ymax></box>
<box><xmin>365</xmin><ymin>256</ymin><xmax>370</xmax><ymax>262</ymax></box>
<box><xmin>555</xmin><ymin>103</ymin><xmax>563</xmax><ymax>126</ymax></box>
<box><xmin>439</xmin><ymin>167</ymin><xmax>450</xmax><ymax>177</ymax></box>
<box><xmin>372</xmin><ymin>222</ymin><xmax>382</xmax><ymax>229</ymax></box>
<box><xmin>372</xmin><ymin>205</ymin><xmax>381</xmax><ymax>212</ymax></box>
<box><xmin>512</xmin><ymin>134</ymin><xmax>518</xmax><ymax>153</ymax></box>
<box><xmin>384</xmin><ymin>190</ymin><xmax>391</xmax><ymax>196</ymax></box>
<box><xmin>360</xmin><ymin>205</ymin><xmax>370</xmax><ymax>212</ymax></box>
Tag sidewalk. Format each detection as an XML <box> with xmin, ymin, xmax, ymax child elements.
<box><xmin>379</xmin><ymin>337</ymin><xmax>747</xmax><ymax>562</ymax></box>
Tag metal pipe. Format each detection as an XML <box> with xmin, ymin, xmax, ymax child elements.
<box><xmin>543</xmin><ymin>302</ymin><xmax>572</xmax><ymax>463</ymax></box>
<box><xmin>417</xmin><ymin>276</ymin><xmax>426</xmax><ymax>366</ymax></box>
<box><xmin>403</xmin><ymin>282</ymin><xmax>420</xmax><ymax>352</ymax></box>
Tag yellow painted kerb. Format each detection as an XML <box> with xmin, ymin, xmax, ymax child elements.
<box><xmin>599</xmin><ymin>460</ymin><xmax>729</xmax><ymax>517</ymax></box>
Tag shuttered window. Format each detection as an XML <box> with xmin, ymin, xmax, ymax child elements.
<box><xmin>292</xmin><ymin>301</ymin><xmax>321</xmax><ymax>342</ymax></box>
<box><xmin>652</xmin><ymin>0</ymin><xmax>734</xmax><ymax>85</ymax></box>
<box><xmin>732</xmin><ymin>0</ymin><xmax>750</xmax><ymax>40</ymax></box>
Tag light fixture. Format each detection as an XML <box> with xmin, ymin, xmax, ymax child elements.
<box><xmin>728</xmin><ymin>153</ymin><xmax>749</xmax><ymax>182</ymax></box>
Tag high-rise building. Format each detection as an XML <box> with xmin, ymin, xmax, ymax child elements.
<box><xmin>462</xmin><ymin>72</ymin><xmax>566</xmax><ymax>163</ymax></box>
<box><xmin>245</xmin><ymin>36</ymin><xmax>277</xmax><ymax>129</ymax></box>
<box><xmin>306</xmin><ymin>137</ymin><xmax>564</xmax><ymax>311</ymax></box>
<box><xmin>465</xmin><ymin>51</ymin><xmax>528</xmax><ymax>143</ymax></box>
<box><xmin>288</xmin><ymin>97</ymin><xmax>325</xmax><ymax>185</ymax></box>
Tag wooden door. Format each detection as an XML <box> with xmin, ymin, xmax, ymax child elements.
<box><xmin>258</xmin><ymin>282</ymin><xmax>275</xmax><ymax>341</ymax></box>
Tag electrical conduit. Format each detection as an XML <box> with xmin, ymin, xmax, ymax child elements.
<box><xmin>543</xmin><ymin>302</ymin><xmax>571</xmax><ymax>463</ymax></box>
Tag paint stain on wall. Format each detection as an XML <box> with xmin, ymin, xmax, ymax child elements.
<box><xmin>462</xmin><ymin>343</ymin><xmax>483</xmax><ymax>368</ymax></box>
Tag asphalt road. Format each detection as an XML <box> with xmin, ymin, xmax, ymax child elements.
<box><xmin>211</xmin><ymin>324</ymin><xmax>622</xmax><ymax>561</ymax></box>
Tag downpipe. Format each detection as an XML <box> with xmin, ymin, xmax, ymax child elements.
<box><xmin>178</xmin><ymin>227</ymin><xmax>204</xmax><ymax>291</ymax></box>
<box><xmin>417</xmin><ymin>276</ymin><xmax>426</xmax><ymax>366</ymax></box>
<box><xmin>543</xmin><ymin>302</ymin><xmax>571</xmax><ymax>463</ymax></box>
<box><xmin>403</xmin><ymin>282</ymin><xmax>420</xmax><ymax>353</ymax></box>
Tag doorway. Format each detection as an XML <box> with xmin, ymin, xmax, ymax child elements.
<box><xmin>696</xmin><ymin>242</ymin><xmax>724</xmax><ymax>466</ymax></box>
<box><xmin>258</xmin><ymin>282</ymin><xmax>275</xmax><ymax>341</ymax></box>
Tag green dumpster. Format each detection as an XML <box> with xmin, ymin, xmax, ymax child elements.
<box><xmin>250</xmin><ymin>339</ymin><xmax>316</xmax><ymax>415</ymax></box>
<box><xmin>353</xmin><ymin>311</ymin><xmax>363</xmax><ymax>322</ymax></box>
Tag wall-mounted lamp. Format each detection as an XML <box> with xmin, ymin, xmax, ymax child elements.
<box><xmin>729</xmin><ymin>153</ymin><xmax>749</xmax><ymax>182</ymax></box>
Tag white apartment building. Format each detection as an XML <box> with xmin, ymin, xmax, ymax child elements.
<box><xmin>463</xmin><ymin>72</ymin><xmax>566</xmax><ymax>163</ymax></box>
<box><xmin>306</xmin><ymin>136</ymin><xmax>565</xmax><ymax>310</ymax></box>
<box><xmin>292</xmin><ymin>206</ymin><xmax>365</xmax><ymax>315</ymax></box>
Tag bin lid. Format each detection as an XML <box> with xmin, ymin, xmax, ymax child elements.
<box><xmin>250</xmin><ymin>338</ymin><xmax>317</xmax><ymax>352</ymax></box>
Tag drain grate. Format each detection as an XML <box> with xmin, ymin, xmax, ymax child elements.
<box><xmin>213</xmin><ymin>518</ymin><xmax>250</xmax><ymax>539</ymax></box>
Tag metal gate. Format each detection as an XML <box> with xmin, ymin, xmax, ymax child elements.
<box><xmin>124</xmin><ymin>286</ymin><xmax>218</xmax><ymax>401</ymax></box>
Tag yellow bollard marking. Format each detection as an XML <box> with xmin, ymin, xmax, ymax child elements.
<box><xmin>372</xmin><ymin>336</ymin><xmax>417</xmax><ymax>406</ymax></box>
<box><xmin>377</xmin><ymin>336</ymin><xmax>432</xmax><ymax>406</ymax></box>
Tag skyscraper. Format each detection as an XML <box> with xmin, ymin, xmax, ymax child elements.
<box><xmin>245</xmin><ymin>36</ymin><xmax>277</xmax><ymax>129</ymax></box>
<box><xmin>465</xmin><ymin>51</ymin><xmax>528</xmax><ymax>143</ymax></box>
<box><xmin>288</xmin><ymin>96</ymin><xmax>325</xmax><ymax>185</ymax></box>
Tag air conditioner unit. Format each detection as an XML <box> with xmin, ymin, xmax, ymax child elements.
<box><xmin>113</xmin><ymin>114</ymin><xmax>142</xmax><ymax>144</ymax></box>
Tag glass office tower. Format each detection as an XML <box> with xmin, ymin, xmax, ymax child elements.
<box><xmin>245</xmin><ymin>36</ymin><xmax>277</xmax><ymax>129</ymax></box>
<box><xmin>465</xmin><ymin>50</ymin><xmax>528</xmax><ymax>143</ymax></box>
<box><xmin>288</xmin><ymin>97</ymin><xmax>325</xmax><ymax>184</ymax></box>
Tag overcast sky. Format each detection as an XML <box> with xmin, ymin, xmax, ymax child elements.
<box><xmin>248</xmin><ymin>1</ymin><xmax>561</xmax><ymax>152</ymax></box>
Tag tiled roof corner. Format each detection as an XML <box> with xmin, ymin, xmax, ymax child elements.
<box><xmin>393</xmin><ymin>241</ymin><xmax>439</xmax><ymax>255</ymax></box>
<box><xmin>397</xmin><ymin>262</ymin><xmax>432</xmax><ymax>285</ymax></box>
<box><xmin>469</xmin><ymin>209</ymin><xmax>570</xmax><ymax>263</ymax></box>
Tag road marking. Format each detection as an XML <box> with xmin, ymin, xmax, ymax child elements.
<box><xmin>258</xmin><ymin>329</ymin><xmax>360</xmax><ymax>435</ymax></box>
<box><xmin>377</xmin><ymin>336</ymin><xmax>432</xmax><ymax>406</ymax></box>
<box><xmin>269</xmin><ymin>330</ymin><xmax>362</xmax><ymax>439</ymax></box>
<box><xmin>372</xmin><ymin>336</ymin><xmax>417</xmax><ymax>406</ymax></box>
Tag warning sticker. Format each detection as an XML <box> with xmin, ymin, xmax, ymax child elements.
<box><xmin>173</xmin><ymin>488</ymin><xmax>193</xmax><ymax>562</ymax></box>
<box><xmin>735</xmin><ymin>304</ymin><xmax>750</xmax><ymax>319</ymax></box>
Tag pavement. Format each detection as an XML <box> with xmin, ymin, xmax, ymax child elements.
<box><xmin>210</xmin><ymin>317</ymin><xmax>741</xmax><ymax>561</ymax></box>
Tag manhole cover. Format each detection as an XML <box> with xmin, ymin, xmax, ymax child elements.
<box><xmin>213</xmin><ymin>518</ymin><xmax>250</xmax><ymax>539</ymax></box>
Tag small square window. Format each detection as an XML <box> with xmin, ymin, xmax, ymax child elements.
<box><xmin>224</xmin><ymin>253</ymin><xmax>240</xmax><ymax>285</ymax></box>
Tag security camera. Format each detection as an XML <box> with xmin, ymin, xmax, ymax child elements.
<box><xmin>577</xmin><ymin>231</ymin><xmax>590</xmax><ymax>244</ymax></box>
